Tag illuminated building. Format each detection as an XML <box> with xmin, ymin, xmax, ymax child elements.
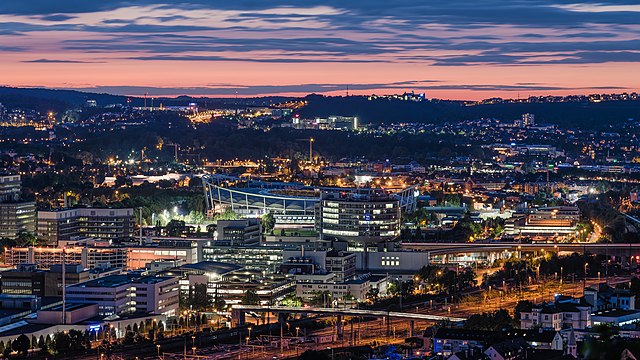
<box><xmin>319</xmin><ymin>190</ymin><xmax>401</xmax><ymax>244</ymax></box>
<box><xmin>0</xmin><ymin>175</ymin><xmax>36</xmax><ymax>239</ymax></box>
<box><xmin>37</xmin><ymin>207</ymin><xmax>135</xmax><ymax>245</ymax></box>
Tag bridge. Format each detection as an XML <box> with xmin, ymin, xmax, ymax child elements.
<box><xmin>231</xmin><ymin>305</ymin><xmax>465</xmax><ymax>338</ymax></box>
<box><xmin>401</xmin><ymin>242</ymin><xmax>640</xmax><ymax>259</ymax></box>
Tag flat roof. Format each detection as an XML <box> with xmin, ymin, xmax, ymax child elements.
<box><xmin>70</xmin><ymin>274</ymin><xmax>176</xmax><ymax>288</ymax></box>
<box><xmin>43</xmin><ymin>303</ymin><xmax>96</xmax><ymax>312</ymax></box>
<box><xmin>592</xmin><ymin>309</ymin><xmax>640</xmax><ymax>317</ymax></box>
<box><xmin>180</xmin><ymin>261</ymin><xmax>242</xmax><ymax>275</ymax></box>
<box><xmin>70</xmin><ymin>275</ymin><xmax>132</xmax><ymax>288</ymax></box>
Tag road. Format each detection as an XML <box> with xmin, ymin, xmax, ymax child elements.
<box><xmin>77</xmin><ymin>274</ymin><xmax>634</xmax><ymax>360</ymax></box>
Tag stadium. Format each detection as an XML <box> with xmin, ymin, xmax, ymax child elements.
<box><xmin>202</xmin><ymin>175</ymin><xmax>418</xmax><ymax>243</ymax></box>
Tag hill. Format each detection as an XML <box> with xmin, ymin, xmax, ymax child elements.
<box><xmin>298</xmin><ymin>95</ymin><xmax>640</xmax><ymax>129</ymax></box>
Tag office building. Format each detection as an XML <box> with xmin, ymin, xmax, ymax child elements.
<box><xmin>0</xmin><ymin>175</ymin><xmax>36</xmax><ymax>239</ymax></box>
<box><xmin>37</xmin><ymin>207</ymin><xmax>135</xmax><ymax>244</ymax></box>
<box><xmin>201</xmin><ymin>244</ymin><xmax>283</xmax><ymax>273</ymax></box>
<box><xmin>505</xmin><ymin>206</ymin><xmax>580</xmax><ymax>236</ymax></box>
<box><xmin>0</xmin><ymin>175</ymin><xmax>21</xmax><ymax>203</ymax></box>
<box><xmin>126</xmin><ymin>240</ymin><xmax>198</xmax><ymax>269</ymax></box>
<box><xmin>514</xmin><ymin>113</ymin><xmax>535</xmax><ymax>128</ymax></box>
<box><xmin>0</xmin><ymin>263</ymin><xmax>89</xmax><ymax>297</ymax></box>
<box><xmin>66</xmin><ymin>274</ymin><xmax>179</xmax><ymax>316</ymax></box>
<box><xmin>215</xmin><ymin>219</ymin><xmax>261</xmax><ymax>246</ymax></box>
<box><xmin>0</xmin><ymin>202</ymin><xmax>37</xmax><ymax>239</ymax></box>
<box><xmin>4</xmin><ymin>246</ymin><xmax>128</xmax><ymax>269</ymax></box>
<box><xmin>282</xmin><ymin>249</ymin><xmax>355</xmax><ymax>282</ymax></box>
<box><xmin>319</xmin><ymin>190</ymin><xmax>401</xmax><ymax>243</ymax></box>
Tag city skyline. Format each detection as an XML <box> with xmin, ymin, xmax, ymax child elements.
<box><xmin>0</xmin><ymin>1</ymin><xmax>640</xmax><ymax>99</ymax></box>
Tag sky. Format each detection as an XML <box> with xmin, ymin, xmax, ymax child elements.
<box><xmin>0</xmin><ymin>1</ymin><xmax>639</xmax><ymax>100</ymax></box>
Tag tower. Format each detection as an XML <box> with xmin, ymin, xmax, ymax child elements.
<box><xmin>566</xmin><ymin>328</ymin><xmax>577</xmax><ymax>358</ymax></box>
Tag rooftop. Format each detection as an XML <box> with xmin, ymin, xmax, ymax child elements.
<box><xmin>179</xmin><ymin>261</ymin><xmax>242</xmax><ymax>275</ymax></box>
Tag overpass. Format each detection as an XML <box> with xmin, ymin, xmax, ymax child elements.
<box><xmin>401</xmin><ymin>242</ymin><xmax>640</xmax><ymax>258</ymax></box>
<box><xmin>231</xmin><ymin>305</ymin><xmax>465</xmax><ymax>337</ymax></box>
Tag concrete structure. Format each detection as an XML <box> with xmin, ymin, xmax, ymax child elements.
<box><xmin>295</xmin><ymin>273</ymin><xmax>387</xmax><ymax>303</ymax></box>
<box><xmin>434</xmin><ymin>328</ymin><xmax>562</xmax><ymax>358</ymax></box>
<box><xmin>520</xmin><ymin>297</ymin><xmax>591</xmax><ymax>330</ymax></box>
<box><xmin>591</xmin><ymin>309</ymin><xmax>640</xmax><ymax>327</ymax></box>
<box><xmin>355</xmin><ymin>250</ymin><xmax>430</xmax><ymax>274</ymax></box>
<box><xmin>0</xmin><ymin>175</ymin><xmax>36</xmax><ymax>239</ymax></box>
<box><xmin>201</xmin><ymin>244</ymin><xmax>284</xmax><ymax>273</ymax></box>
<box><xmin>4</xmin><ymin>246</ymin><xmax>128</xmax><ymax>269</ymax></box>
<box><xmin>505</xmin><ymin>206</ymin><xmax>580</xmax><ymax>236</ymax></box>
<box><xmin>0</xmin><ymin>264</ymin><xmax>89</xmax><ymax>297</ymax></box>
<box><xmin>282</xmin><ymin>249</ymin><xmax>356</xmax><ymax>282</ymax></box>
<box><xmin>37</xmin><ymin>207</ymin><xmax>135</xmax><ymax>244</ymax></box>
<box><xmin>131</xmin><ymin>276</ymin><xmax>179</xmax><ymax>316</ymax></box>
<box><xmin>202</xmin><ymin>175</ymin><xmax>417</xmax><ymax>233</ymax></box>
<box><xmin>0</xmin><ymin>175</ymin><xmax>21</xmax><ymax>203</ymax></box>
<box><xmin>36</xmin><ymin>303</ymin><xmax>100</xmax><ymax>325</ymax></box>
<box><xmin>0</xmin><ymin>202</ymin><xmax>36</xmax><ymax>239</ymax></box>
<box><xmin>66</xmin><ymin>274</ymin><xmax>179</xmax><ymax>316</ymax></box>
<box><xmin>584</xmin><ymin>283</ymin><xmax>636</xmax><ymax>311</ymax></box>
<box><xmin>126</xmin><ymin>240</ymin><xmax>198</xmax><ymax>269</ymax></box>
<box><xmin>232</xmin><ymin>305</ymin><xmax>465</xmax><ymax>331</ymax></box>
<box><xmin>319</xmin><ymin>190</ymin><xmax>401</xmax><ymax>243</ymax></box>
<box><xmin>215</xmin><ymin>219</ymin><xmax>261</xmax><ymax>246</ymax></box>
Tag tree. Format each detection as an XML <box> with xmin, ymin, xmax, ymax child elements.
<box><xmin>12</xmin><ymin>334</ymin><xmax>30</xmax><ymax>355</ymax></box>
<box><xmin>213</xmin><ymin>295</ymin><xmax>226</xmax><ymax>312</ymax></box>
<box><xmin>464</xmin><ymin>310</ymin><xmax>514</xmax><ymax>331</ymax></box>
<box><xmin>180</xmin><ymin>283</ymin><xmax>212</xmax><ymax>311</ymax></box>
<box><xmin>366</xmin><ymin>288</ymin><xmax>379</xmax><ymax>302</ymax></box>
<box><xmin>214</xmin><ymin>208</ymin><xmax>238</xmax><ymax>221</ymax></box>
<box><xmin>262</xmin><ymin>212</ymin><xmax>275</xmax><ymax>234</ymax></box>
<box><xmin>241</xmin><ymin>289</ymin><xmax>260</xmax><ymax>305</ymax></box>
<box><xmin>298</xmin><ymin>350</ymin><xmax>330</xmax><ymax>360</ymax></box>
<box><xmin>309</xmin><ymin>291</ymin><xmax>332</xmax><ymax>307</ymax></box>
<box><xmin>166</xmin><ymin>219</ymin><xmax>187</xmax><ymax>237</ymax></box>
<box><xmin>514</xmin><ymin>300</ymin><xmax>534</xmax><ymax>324</ymax></box>
<box><xmin>4</xmin><ymin>341</ymin><xmax>11</xmax><ymax>358</ymax></box>
<box><xmin>15</xmin><ymin>231</ymin><xmax>38</xmax><ymax>247</ymax></box>
<box><xmin>281</xmin><ymin>293</ymin><xmax>303</xmax><ymax>307</ymax></box>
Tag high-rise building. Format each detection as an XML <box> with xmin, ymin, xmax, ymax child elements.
<box><xmin>0</xmin><ymin>175</ymin><xmax>21</xmax><ymax>203</ymax></box>
<box><xmin>319</xmin><ymin>190</ymin><xmax>401</xmax><ymax>244</ymax></box>
<box><xmin>515</xmin><ymin>113</ymin><xmax>535</xmax><ymax>127</ymax></box>
<box><xmin>37</xmin><ymin>207</ymin><xmax>135</xmax><ymax>244</ymax></box>
<box><xmin>522</xmin><ymin>113</ymin><xmax>535</xmax><ymax>126</ymax></box>
<box><xmin>0</xmin><ymin>175</ymin><xmax>36</xmax><ymax>239</ymax></box>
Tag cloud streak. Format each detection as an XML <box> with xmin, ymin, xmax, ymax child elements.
<box><xmin>0</xmin><ymin>1</ymin><xmax>638</xmax><ymax>98</ymax></box>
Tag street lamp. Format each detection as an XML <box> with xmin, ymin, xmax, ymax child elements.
<box><xmin>295</xmin><ymin>327</ymin><xmax>300</xmax><ymax>338</ymax></box>
<box><xmin>248</xmin><ymin>326</ymin><xmax>252</xmax><ymax>340</ymax></box>
<box><xmin>156</xmin><ymin>344</ymin><xmax>161</xmax><ymax>357</ymax></box>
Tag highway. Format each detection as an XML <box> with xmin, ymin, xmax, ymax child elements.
<box><xmin>401</xmin><ymin>241</ymin><xmax>640</xmax><ymax>256</ymax></box>
<box><xmin>232</xmin><ymin>305</ymin><xmax>466</xmax><ymax>322</ymax></box>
